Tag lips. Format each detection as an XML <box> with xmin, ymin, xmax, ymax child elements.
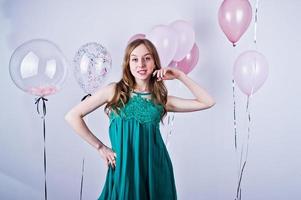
<box><xmin>137</xmin><ymin>70</ymin><xmax>147</xmax><ymax>75</ymax></box>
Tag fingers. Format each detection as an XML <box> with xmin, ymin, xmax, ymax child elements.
<box><xmin>160</xmin><ymin>69</ymin><xmax>164</xmax><ymax>79</ymax></box>
<box><xmin>107</xmin><ymin>158</ymin><xmax>115</xmax><ymax>169</ymax></box>
<box><xmin>109</xmin><ymin>154</ymin><xmax>115</xmax><ymax>161</ymax></box>
<box><xmin>107</xmin><ymin>153</ymin><xmax>117</xmax><ymax>169</ymax></box>
<box><xmin>153</xmin><ymin>70</ymin><xmax>159</xmax><ymax>80</ymax></box>
<box><xmin>153</xmin><ymin>69</ymin><xmax>166</xmax><ymax>81</ymax></box>
<box><xmin>152</xmin><ymin>70</ymin><xmax>157</xmax><ymax>76</ymax></box>
<box><xmin>99</xmin><ymin>146</ymin><xmax>117</xmax><ymax>169</ymax></box>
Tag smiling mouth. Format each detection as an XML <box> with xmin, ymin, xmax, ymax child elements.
<box><xmin>137</xmin><ymin>70</ymin><xmax>147</xmax><ymax>75</ymax></box>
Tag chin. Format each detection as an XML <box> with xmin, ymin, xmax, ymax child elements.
<box><xmin>135</xmin><ymin>74</ymin><xmax>151</xmax><ymax>81</ymax></box>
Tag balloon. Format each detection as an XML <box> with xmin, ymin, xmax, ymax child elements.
<box><xmin>168</xmin><ymin>43</ymin><xmax>199</xmax><ymax>74</ymax></box>
<box><xmin>127</xmin><ymin>33</ymin><xmax>145</xmax><ymax>44</ymax></box>
<box><xmin>73</xmin><ymin>42</ymin><xmax>112</xmax><ymax>94</ymax></box>
<box><xmin>218</xmin><ymin>0</ymin><xmax>252</xmax><ymax>46</ymax></box>
<box><xmin>9</xmin><ymin>39</ymin><xmax>68</xmax><ymax>97</ymax></box>
<box><xmin>146</xmin><ymin>25</ymin><xmax>178</xmax><ymax>67</ymax></box>
<box><xmin>233</xmin><ymin>50</ymin><xmax>269</xmax><ymax>96</ymax></box>
<box><xmin>170</xmin><ymin>20</ymin><xmax>195</xmax><ymax>61</ymax></box>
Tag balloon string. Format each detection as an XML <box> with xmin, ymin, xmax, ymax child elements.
<box><xmin>232</xmin><ymin>45</ymin><xmax>241</xmax><ymax>183</ymax></box>
<box><xmin>165</xmin><ymin>112</ymin><xmax>175</xmax><ymax>149</ymax></box>
<box><xmin>80</xmin><ymin>158</ymin><xmax>85</xmax><ymax>200</ymax></box>
<box><xmin>235</xmin><ymin>160</ymin><xmax>246</xmax><ymax>200</ymax></box>
<box><xmin>35</xmin><ymin>97</ymin><xmax>48</xmax><ymax>116</ymax></box>
<box><xmin>79</xmin><ymin>95</ymin><xmax>91</xmax><ymax>200</ymax></box>
<box><xmin>254</xmin><ymin>0</ymin><xmax>259</xmax><ymax>46</ymax></box>
<box><xmin>232</xmin><ymin>79</ymin><xmax>238</xmax><ymax>150</ymax></box>
<box><xmin>235</xmin><ymin>95</ymin><xmax>253</xmax><ymax>200</ymax></box>
<box><xmin>35</xmin><ymin>96</ymin><xmax>48</xmax><ymax>200</ymax></box>
<box><xmin>43</xmin><ymin>117</ymin><xmax>47</xmax><ymax>200</ymax></box>
<box><xmin>232</xmin><ymin>79</ymin><xmax>242</xmax><ymax>187</ymax></box>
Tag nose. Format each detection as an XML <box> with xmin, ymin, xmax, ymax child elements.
<box><xmin>138</xmin><ymin>58</ymin><xmax>146</xmax><ymax>67</ymax></box>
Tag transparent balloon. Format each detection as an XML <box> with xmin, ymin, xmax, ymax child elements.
<box><xmin>9</xmin><ymin>39</ymin><xmax>68</xmax><ymax>97</ymax></box>
<box><xmin>73</xmin><ymin>42</ymin><xmax>112</xmax><ymax>94</ymax></box>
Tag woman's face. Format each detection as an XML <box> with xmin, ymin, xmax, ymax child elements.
<box><xmin>129</xmin><ymin>44</ymin><xmax>156</xmax><ymax>82</ymax></box>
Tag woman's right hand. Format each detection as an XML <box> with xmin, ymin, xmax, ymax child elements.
<box><xmin>98</xmin><ymin>145</ymin><xmax>117</xmax><ymax>169</ymax></box>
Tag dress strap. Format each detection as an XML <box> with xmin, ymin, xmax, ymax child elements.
<box><xmin>132</xmin><ymin>90</ymin><xmax>152</xmax><ymax>95</ymax></box>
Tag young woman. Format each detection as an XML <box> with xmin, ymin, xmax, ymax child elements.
<box><xmin>65</xmin><ymin>39</ymin><xmax>215</xmax><ymax>200</ymax></box>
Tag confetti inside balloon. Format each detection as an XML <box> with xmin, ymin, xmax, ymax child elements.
<box><xmin>73</xmin><ymin>42</ymin><xmax>112</xmax><ymax>94</ymax></box>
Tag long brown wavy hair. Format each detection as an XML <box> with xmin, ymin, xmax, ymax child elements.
<box><xmin>104</xmin><ymin>38</ymin><xmax>168</xmax><ymax>121</ymax></box>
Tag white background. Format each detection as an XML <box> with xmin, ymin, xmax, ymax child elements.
<box><xmin>0</xmin><ymin>0</ymin><xmax>300</xmax><ymax>199</ymax></box>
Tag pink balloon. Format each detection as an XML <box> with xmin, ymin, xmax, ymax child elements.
<box><xmin>218</xmin><ymin>0</ymin><xmax>252</xmax><ymax>46</ymax></box>
<box><xmin>146</xmin><ymin>25</ymin><xmax>178</xmax><ymax>67</ymax></box>
<box><xmin>168</xmin><ymin>43</ymin><xmax>199</xmax><ymax>74</ymax></box>
<box><xmin>170</xmin><ymin>20</ymin><xmax>195</xmax><ymax>61</ymax></box>
<box><xmin>127</xmin><ymin>33</ymin><xmax>145</xmax><ymax>44</ymax></box>
<box><xmin>233</xmin><ymin>50</ymin><xmax>269</xmax><ymax>96</ymax></box>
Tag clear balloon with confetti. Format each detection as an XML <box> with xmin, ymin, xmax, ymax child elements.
<box><xmin>73</xmin><ymin>42</ymin><xmax>112</xmax><ymax>94</ymax></box>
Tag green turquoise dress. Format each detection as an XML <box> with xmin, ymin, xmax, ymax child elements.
<box><xmin>98</xmin><ymin>91</ymin><xmax>177</xmax><ymax>200</ymax></box>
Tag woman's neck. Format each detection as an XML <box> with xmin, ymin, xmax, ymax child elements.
<box><xmin>134</xmin><ymin>79</ymin><xmax>149</xmax><ymax>92</ymax></box>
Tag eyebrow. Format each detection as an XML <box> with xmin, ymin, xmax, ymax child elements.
<box><xmin>130</xmin><ymin>53</ymin><xmax>152</xmax><ymax>57</ymax></box>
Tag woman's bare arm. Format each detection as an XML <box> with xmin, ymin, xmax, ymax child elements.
<box><xmin>64</xmin><ymin>82</ymin><xmax>116</xmax><ymax>150</ymax></box>
<box><xmin>154</xmin><ymin>67</ymin><xmax>215</xmax><ymax>112</ymax></box>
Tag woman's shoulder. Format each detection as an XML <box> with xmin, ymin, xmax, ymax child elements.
<box><xmin>105</xmin><ymin>82</ymin><xmax>117</xmax><ymax>102</ymax></box>
<box><xmin>92</xmin><ymin>82</ymin><xmax>117</xmax><ymax>103</ymax></box>
<box><xmin>106</xmin><ymin>82</ymin><xmax>117</xmax><ymax>90</ymax></box>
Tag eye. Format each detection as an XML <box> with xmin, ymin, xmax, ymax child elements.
<box><xmin>145</xmin><ymin>56</ymin><xmax>152</xmax><ymax>61</ymax></box>
<box><xmin>131</xmin><ymin>58</ymin><xmax>138</xmax><ymax>62</ymax></box>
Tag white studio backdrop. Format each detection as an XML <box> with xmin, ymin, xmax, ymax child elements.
<box><xmin>0</xmin><ymin>0</ymin><xmax>301</xmax><ymax>199</ymax></box>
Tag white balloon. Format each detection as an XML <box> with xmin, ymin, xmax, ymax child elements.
<box><xmin>146</xmin><ymin>25</ymin><xmax>178</xmax><ymax>67</ymax></box>
<box><xmin>170</xmin><ymin>20</ymin><xmax>195</xmax><ymax>61</ymax></box>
